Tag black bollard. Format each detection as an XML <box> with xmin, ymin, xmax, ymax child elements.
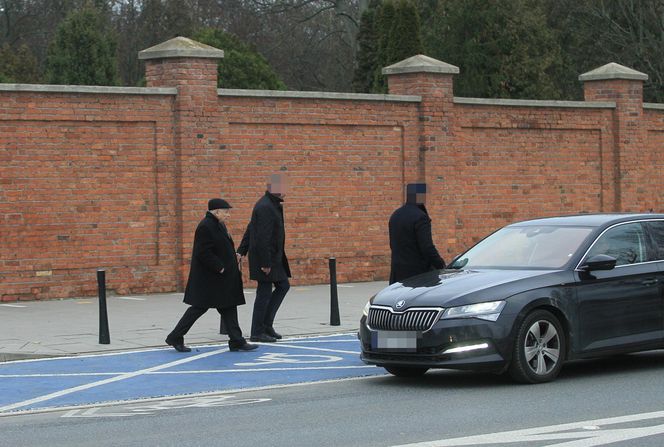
<box><xmin>97</xmin><ymin>269</ymin><xmax>110</xmax><ymax>344</ymax></box>
<box><xmin>329</xmin><ymin>257</ymin><xmax>340</xmax><ymax>326</ymax></box>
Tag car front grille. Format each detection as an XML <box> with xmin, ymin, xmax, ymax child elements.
<box><xmin>367</xmin><ymin>306</ymin><xmax>442</xmax><ymax>332</ymax></box>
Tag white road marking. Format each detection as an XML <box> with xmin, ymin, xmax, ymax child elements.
<box><xmin>0</xmin><ymin>373</ymin><xmax>124</xmax><ymax>378</ymax></box>
<box><xmin>62</xmin><ymin>408</ymin><xmax>136</xmax><ymax>418</ymax></box>
<box><xmin>234</xmin><ymin>352</ymin><xmax>342</xmax><ymax>366</ymax></box>
<box><xmin>0</xmin><ymin>334</ymin><xmax>358</xmax><ymax>365</ymax></box>
<box><xmin>0</xmin><ymin>374</ymin><xmax>383</xmax><ymax>417</ymax></box>
<box><xmin>0</xmin><ymin>304</ymin><xmax>27</xmax><ymax>308</ymax></box>
<box><xmin>62</xmin><ymin>395</ymin><xmax>271</xmax><ymax>418</ymax></box>
<box><xmin>0</xmin><ymin>333</ymin><xmax>372</xmax><ymax>414</ymax></box>
<box><xmin>267</xmin><ymin>342</ymin><xmax>359</xmax><ymax>355</ymax></box>
<box><xmin>0</xmin><ymin>365</ymin><xmax>374</xmax><ymax>379</ymax></box>
<box><xmin>153</xmin><ymin>366</ymin><xmax>375</xmax><ymax>374</ymax></box>
<box><xmin>390</xmin><ymin>410</ymin><xmax>664</xmax><ymax>447</ymax></box>
<box><xmin>0</xmin><ymin>347</ymin><xmax>229</xmax><ymax>413</ymax></box>
<box><xmin>115</xmin><ymin>297</ymin><xmax>146</xmax><ymax>301</ymax></box>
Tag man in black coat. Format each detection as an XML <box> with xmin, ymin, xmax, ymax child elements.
<box><xmin>389</xmin><ymin>183</ymin><xmax>446</xmax><ymax>284</ymax></box>
<box><xmin>165</xmin><ymin>198</ymin><xmax>258</xmax><ymax>353</ymax></box>
<box><xmin>238</xmin><ymin>174</ymin><xmax>291</xmax><ymax>343</ymax></box>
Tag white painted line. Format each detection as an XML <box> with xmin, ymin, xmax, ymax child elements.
<box><xmin>390</xmin><ymin>410</ymin><xmax>664</xmax><ymax>447</ymax></box>
<box><xmin>0</xmin><ymin>333</ymin><xmax>358</xmax><ymax>365</ymax></box>
<box><xmin>234</xmin><ymin>352</ymin><xmax>342</xmax><ymax>366</ymax></box>
<box><xmin>284</xmin><ymin>332</ymin><xmax>355</xmax><ymax>340</ymax></box>
<box><xmin>283</xmin><ymin>339</ymin><xmax>357</xmax><ymax>344</ymax></box>
<box><xmin>0</xmin><ymin>304</ymin><xmax>27</xmax><ymax>308</ymax></box>
<box><xmin>0</xmin><ymin>345</ymin><xmax>218</xmax><ymax>365</ymax></box>
<box><xmin>0</xmin><ymin>374</ymin><xmax>383</xmax><ymax>417</ymax></box>
<box><xmin>62</xmin><ymin>396</ymin><xmax>272</xmax><ymax>418</ymax></box>
<box><xmin>0</xmin><ymin>373</ymin><xmax>124</xmax><ymax>378</ymax></box>
<box><xmin>0</xmin><ymin>365</ymin><xmax>376</xmax><ymax>379</ymax></box>
<box><xmin>116</xmin><ymin>297</ymin><xmax>146</xmax><ymax>301</ymax></box>
<box><xmin>267</xmin><ymin>342</ymin><xmax>360</xmax><ymax>355</ymax></box>
<box><xmin>153</xmin><ymin>366</ymin><xmax>376</xmax><ymax>374</ymax></box>
<box><xmin>0</xmin><ymin>347</ymin><xmax>229</xmax><ymax>413</ymax></box>
<box><xmin>62</xmin><ymin>407</ymin><xmax>136</xmax><ymax>418</ymax></box>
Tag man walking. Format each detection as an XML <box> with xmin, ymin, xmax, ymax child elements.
<box><xmin>166</xmin><ymin>198</ymin><xmax>258</xmax><ymax>353</ymax></box>
<box><xmin>389</xmin><ymin>183</ymin><xmax>446</xmax><ymax>284</ymax></box>
<box><xmin>238</xmin><ymin>174</ymin><xmax>291</xmax><ymax>343</ymax></box>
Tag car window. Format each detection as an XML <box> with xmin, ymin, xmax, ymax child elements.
<box><xmin>644</xmin><ymin>221</ymin><xmax>664</xmax><ymax>261</ymax></box>
<box><xmin>585</xmin><ymin>223</ymin><xmax>647</xmax><ymax>266</ymax></box>
<box><xmin>452</xmin><ymin>226</ymin><xmax>593</xmax><ymax>269</ymax></box>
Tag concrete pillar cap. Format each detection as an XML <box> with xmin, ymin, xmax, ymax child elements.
<box><xmin>382</xmin><ymin>54</ymin><xmax>459</xmax><ymax>76</ymax></box>
<box><xmin>139</xmin><ymin>36</ymin><xmax>224</xmax><ymax>60</ymax></box>
<box><xmin>579</xmin><ymin>62</ymin><xmax>647</xmax><ymax>82</ymax></box>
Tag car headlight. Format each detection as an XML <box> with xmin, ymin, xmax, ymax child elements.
<box><xmin>441</xmin><ymin>300</ymin><xmax>506</xmax><ymax>322</ymax></box>
<box><xmin>362</xmin><ymin>299</ymin><xmax>372</xmax><ymax>317</ymax></box>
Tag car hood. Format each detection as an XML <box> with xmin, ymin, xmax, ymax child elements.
<box><xmin>372</xmin><ymin>268</ymin><xmax>558</xmax><ymax>310</ymax></box>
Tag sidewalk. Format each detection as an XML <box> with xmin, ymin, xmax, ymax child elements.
<box><xmin>0</xmin><ymin>281</ymin><xmax>387</xmax><ymax>362</ymax></box>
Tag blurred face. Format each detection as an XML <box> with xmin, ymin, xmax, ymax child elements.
<box><xmin>406</xmin><ymin>183</ymin><xmax>427</xmax><ymax>205</ymax></box>
<box><xmin>212</xmin><ymin>208</ymin><xmax>230</xmax><ymax>222</ymax></box>
<box><xmin>268</xmin><ymin>174</ymin><xmax>288</xmax><ymax>198</ymax></box>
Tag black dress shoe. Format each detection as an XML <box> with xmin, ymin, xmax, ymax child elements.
<box><xmin>166</xmin><ymin>339</ymin><xmax>191</xmax><ymax>352</ymax></box>
<box><xmin>229</xmin><ymin>342</ymin><xmax>259</xmax><ymax>352</ymax></box>
<box><xmin>265</xmin><ymin>327</ymin><xmax>282</xmax><ymax>339</ymax></box>
<box><xmin>249</xmin><ymin>334</ymin><xmax>277</xmax><ymax>343</ymax></box>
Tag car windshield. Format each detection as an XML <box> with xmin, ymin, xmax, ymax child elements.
<box><xmin>449</xmin><ymin>225</ymin><xmax>594</xmax><ymax>269</ymax></box>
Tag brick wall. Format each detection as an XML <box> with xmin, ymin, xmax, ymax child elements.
<box><xmin>0</xmin><ymin>89</ymin><xmax>179</xmax><ymax>300</ymax></box>
<box><xmin>1</xmin><ymin>44</ymin><xmax>663</xmax><ymax>301</ymax></box>
<box><xmin>429</xmin><ymin>103</ymin><xmax>616</xmax><ymax>258</ymax></box>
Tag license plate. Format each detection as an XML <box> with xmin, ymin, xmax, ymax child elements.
<box><xmin>371</xmin><ymin>330</ymin><xmax>418</xmax><ymax>351</ymax></box>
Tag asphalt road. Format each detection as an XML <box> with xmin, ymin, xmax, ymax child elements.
<box><xmin>2</xmin><ymin>350</ymin><xmax>664</xmax><ymax>447</ymax></box>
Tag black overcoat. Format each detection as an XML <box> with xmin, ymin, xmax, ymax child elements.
<box><xmin>238</xmin><ymin>192</ymin><xmax>291</xmax><ymax>282</ymax></box>
<box><xmin>388</xmin><ymin>203</ymin><xmax>445</xmax><ymax>284</ymax></box>
<box><xmin>183</xmin><ymin>212</ymin><xmax>245</xmax><ymax>309</ymax></box>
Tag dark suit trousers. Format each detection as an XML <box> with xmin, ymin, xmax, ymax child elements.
<box><xmin>167</xmin><ymin>305</ymin><xmax>246</xmax><ymax>349</ymax></box>
<box><xmin>251</xmin><ymin>279</ymin><xmax>290</xmax><ymax>336</ymax></box>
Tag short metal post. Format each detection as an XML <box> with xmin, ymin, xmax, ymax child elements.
<box><xmin>97</xmin><ymin>269</ymin><xmax>110</xmax><ymax>344</ymax></box>
<box><xmin>329</xmin><ymin>257</ymin><xmax>340</xmax><ymax>326</ymax></box>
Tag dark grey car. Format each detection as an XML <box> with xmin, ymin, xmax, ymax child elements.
<box><xmin>359</xmin><ymin>213</ymin><xmax>664</xmax><ymax>383</ymax></box>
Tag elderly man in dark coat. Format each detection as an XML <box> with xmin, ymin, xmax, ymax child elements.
<box><xmin>165</xmin><ymin>198</ymin><xmax>258</xmax><ymax>353</ymax></box>
<box><xmin>389</xmin><ymin>183</ymin><xmax>446</xmax><ymax>284</ymax></box>
<box><xmin>237</xmin><ymin>174</ymin><xmax>291</xmax><ymax>343</ymax></box>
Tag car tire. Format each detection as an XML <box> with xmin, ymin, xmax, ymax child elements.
<box><xmin>509</xmin><ymin>309</ymin><xmax>565</xmax><ymax>384</ymax></box>
<box><xmin>384</xmin><ymin>366</ymin><xmax>429</xmax><ymax>377</ymax></box>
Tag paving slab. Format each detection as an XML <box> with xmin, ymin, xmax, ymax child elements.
<box><xmin>0</xmin><ymin>281</ymin><xmax>387</xmax><ymax>362</ymax></box>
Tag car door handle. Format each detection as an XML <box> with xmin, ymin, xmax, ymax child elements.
<box><xmin>641</xmin><ymin>279</ymin><xmax>659</xmax><ymax>286</ymax></box>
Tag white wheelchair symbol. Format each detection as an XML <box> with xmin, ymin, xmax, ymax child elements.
<box><xmin>234</xmin><ymin>352</ymin><xmax>342</xmax><ymax>367</ymax></box>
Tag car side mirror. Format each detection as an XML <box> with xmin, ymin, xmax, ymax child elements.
<box><xmin>448</xmin><ymin>255</ymin><xmax>467</xmax><ymax>269</ymax></box>
<box><xmin>579</xmin><ymin>254</ymin><xmax>617</xmax><ymax>272</ymax></box>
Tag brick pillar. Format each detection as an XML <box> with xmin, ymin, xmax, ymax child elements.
<box><xmin>139</xmin><ymin>37</ymin><xmax>224</xmax><ymax>290</ymax></box>
<box><xmin>383</xmin><ymin>55</ymin><xmax>459</xmax><ymax>258</ymax></box>
<box><xmin>383</xmin><ymin>55</ymin><xmax>459</xmax><ymax>185</ymax></box>
<box><xmin>580</xmin><ymin>63</ymin><xmax>648</xmax><ymax>212</ymax></box>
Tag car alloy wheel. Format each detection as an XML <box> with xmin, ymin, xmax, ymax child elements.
<box><xmin>509</xmin><ymin>309</ymin><xmax>565</xmax><ymax>383</ymax></box>
<box><xmin>384</xmin><ymin>366</ymin><xmax>429</xmax><ymax>377</ymax></box>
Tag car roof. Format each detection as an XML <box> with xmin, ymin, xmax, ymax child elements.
<box><xmin>509</xmin><ymin>213</ymin><xmax>664</xmax><ymax>228</ymax></box>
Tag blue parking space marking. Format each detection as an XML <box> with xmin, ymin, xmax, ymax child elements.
<box><xmin>0</xmin><ymin>334</ymin><xmax>385</xmax><ymax>413</ymax></box>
